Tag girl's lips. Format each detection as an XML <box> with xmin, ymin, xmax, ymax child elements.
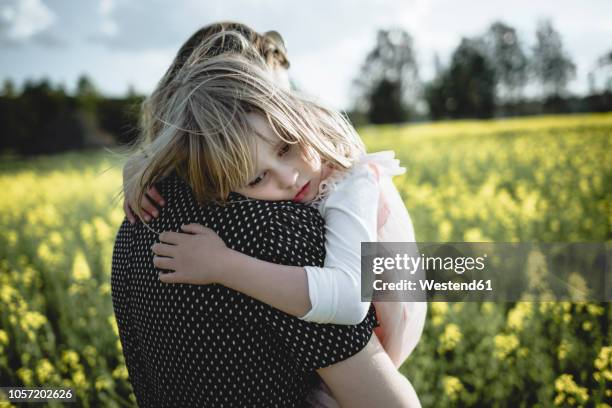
<box><xmin>293</xmin><ymin>181</ymin><xmax>310</xmax><ymax>202</ymax></box>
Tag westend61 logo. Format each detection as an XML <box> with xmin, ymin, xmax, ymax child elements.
<box><xmin>372</xmin><ymin>253</ymin><xmax>487</xmax><ymax>275</ymax></box>
<box><xmin>361</xmin><ymin>242</ymin><xmax>611</xmax><ymax>302</ymax></box>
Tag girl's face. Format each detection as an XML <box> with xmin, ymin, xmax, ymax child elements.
<box><xmin>233</xmin><ymin>113</ymin><xmax>326</xmax><ymax>203</ymax></box>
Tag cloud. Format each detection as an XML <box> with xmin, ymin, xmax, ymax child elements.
<box><xmin>97</xmin><ymin>0</ymin><xmax>118</xmax><ymax>37</ymax></box>
<box><xmin>88</xmin><ymin>0</ymin><xmax>187</xmax><ymax>49</ymax></box>
<box><xmin>0</xmin><ymin>0</ymin><xmax>56</xmax><ymax>45</ymax></box>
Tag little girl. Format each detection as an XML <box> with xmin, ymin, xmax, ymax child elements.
<box><xmin>152</xmin><ymin>117</ymin><xmax>428</xmax><ymax>365</ymax></box>
<box><xmin>125</xmin><ymin>30</ymin><xmax>424</xmax><ymax>407</ymax></box>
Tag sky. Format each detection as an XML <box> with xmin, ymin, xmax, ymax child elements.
<box><xmin>0</xmin><ymin>0</ymin><xmax>611</xmax><ymax>110</ymax></box>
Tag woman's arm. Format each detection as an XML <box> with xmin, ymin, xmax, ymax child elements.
<box><xmin>317</xmin><ymin>333</ymin><xmax>421</xmax><ymax>407</ymax></box>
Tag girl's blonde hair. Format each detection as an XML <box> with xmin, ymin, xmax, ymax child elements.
<box><xmin>125</xmin><ymin>30</ymin><xmax>364</xmax><ymax>215</ymax></box>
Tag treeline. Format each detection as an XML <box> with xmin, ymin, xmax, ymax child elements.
<box><xmin>1</xmin><ymin>18</ymin><xmax>611</xmax><ymax>155</ymax></box>
<box><xmin>350</xmin><ymin>19</ymin><xmax>612</xmax><ymax>124</ymax></box>
<box><xmin>0</xmin><ymin>76</ymin><xmax>142</xmax><ymax>156</ymax></box>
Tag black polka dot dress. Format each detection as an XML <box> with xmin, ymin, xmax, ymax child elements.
<box><xmin>111</xmin><ymin>174</ymin><xmax>378</xmax><ymax>407</ymax></box>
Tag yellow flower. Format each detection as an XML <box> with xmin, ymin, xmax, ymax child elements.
<box><xmin>100</xmin><ymin>283</ymin><xmax>111</xmax><ymax>295</ymax></box>
<box><xmin>431</xmin><ymin>302</ymin><xmax>449</xmax><ymax>316</ymax></box>
<box><xmin>554</xmin><ymin>374</ymin><xmax>588</xmax><ymax>405</ymax></box>
<box><xmin>83</xmin><ymin>345</ymin><xmax>98</xmax><ymax>367</ymax></box>
<box><xmin>594</xmin><ymin>346</ymin><xmax>611</xmax><ymax>371</ymax></box>
<box><xmin>540</xmin><ymin>301</ymin><xmax>555</xmax><ymax>313</ymax></box>
<box><xmin>21</xmin><ymin>311</ymin><xmax>47</xmax><ymax>331</ymax></box>
<box><xmin>442</xmin><ymin>376</ymin><xmax>464</xmax><ymax>401</ymax></box>
<box><xmin>587</xmin><ymin>304</ymin><xmax>604</xmax><ymax>316</ymax></box>
<box><xmin>92</xmin><ymin>217</ymin><xmax>112</xmax><ymax>243</ymax></box>
<box><xmin>36</xmin><ymin>359</ymin><xmax>55</xmax><ymax>383</ymax></box>
<box><xmin>438</xmin><ymin>324</ymin><xmax>462</xmax><ymax>353</ymax></box>
<box><xmin>481</xmin><ymin>302</ymin><xmax>494</xmax><ymax>314</ymax></box>
<box><xmin>558</xmin><ymin>340</ymin><xmax>571</xmax><ymax>361</ymax></box>
<box><xmin>16</xmin><ymin>368</ymin><xmax>33</xmax><ymax>386</ymax></box>
<box><xmin>507</xmin><ymin>302</ymin><xmax>532</xmax><ymax>332</ymax></box>
<box><xmin>48</xmin><ymin>231</ymin><xmax>63</xmax><ymax>247</ymax></box>
<box><xmin>62</xmin><ymin>350</ymin><xmax>80</xmax><ymax>368</ymax></box>
<box><xmin>112</xmin><ymin>365</ymin><xmax>129</xmax><ymax>380</ymax></box>
<box><xmin>72</xmin><ymin>370</ymin><xmax>87</xmax><ymax>389</ymax></box>
<box><xmin>108</xmin><ymin>315</ymin><xmax>119</xmax><ymax>336</ymax></box>
<box><xmin>0</xmin><ymin>330</ymin><xmax>9</xmax><ymax>346</ymax></box>
<box><xmin>594</xmin><ymin>346</ymin><xmax>612</xmax><ymax>382</ymax></box>
<box><xmin>463</xmin><ymin>228</ymin><xmax>486</xmax><ymax>242</ymax></box>
<box><xmin>95</xmin><ymin>376</ymin><xmax>112</xmax><ymax>392</ymax></box>
<box><xmin>438</xmin><ymin>221</ymin><xmax>453</xmax><ymax>241</ymax></box>
<box><xmin>1</xmin><ymin>284</ymin><xmax>17</xmax><ymax>303</ymax></box>
<box><xmin>6</xmin><ymin>230</ymin><xmax>17</xmax><ymax>247</ymax></box>
<box><xmin>494</xmin><ymin>334</ymin><xmax>519</xmax><ymax>360</ymax></box>
<box><xmin>72</xmin><ymin>250</ymin><xmax>91</xmax><ymax>281</ymax></box>
<box><xmin>80</xmin><ymin>222</ymin><xmax>93</xmax><ymax>244</ymax></box>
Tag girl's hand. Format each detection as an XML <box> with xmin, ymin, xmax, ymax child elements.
<box><xmin>153</xmin><ymin>224</ymin><xmax>227</xmax><ymax>285</ymax></box>
<box><xmin>123</xmin><ymin>186</ymin><xmax>165</xmax><ymax>224</ymax></box>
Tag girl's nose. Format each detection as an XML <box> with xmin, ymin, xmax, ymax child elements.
<box><xmin>277</xmin><ymin>166</ymin><xmax>299</xmax><ymax>189</ymax></box>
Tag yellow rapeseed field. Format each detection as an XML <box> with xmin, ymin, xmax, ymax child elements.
<box><xmin>1</xmin><ymin>113</ymin><xmax>610</xmax><ymax>407</ymax></box>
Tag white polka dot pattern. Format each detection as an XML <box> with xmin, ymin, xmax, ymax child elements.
<box><xmin>111</xmin><ymin>174</ymin><xmax>378</xmax><ymax>407</ymax></box>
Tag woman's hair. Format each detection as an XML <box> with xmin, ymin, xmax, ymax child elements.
<box><xmin>141</xmin><ymin>21</ymin><xmax>289</xmax><ymax>144</ymax></box>
<box><xmin>125</xmin><ymin>30</ymin><xmax>364</xmax><ymax>215</ymax></box>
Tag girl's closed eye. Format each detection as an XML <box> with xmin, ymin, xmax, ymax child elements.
<box><xmin>248</xmin><ymin>172</ymin><xmax>266</xmax><ymax>187</ymax></box>
<box><xmin>248</xmin><ymin>143</ymin><xmax>292</xmax><ymax>187</ymax></box>
<box><xmin>278</xmin><ymin>143</ymin><xmax>291</xmax><ymax>156</ymax></box>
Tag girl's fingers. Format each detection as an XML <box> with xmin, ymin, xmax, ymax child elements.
<box><xmin>153</xmin><ymin>255</ymin><xmax>174</xmax><ymax>270</ymax></box>
<box><xmin>151</xmin><ymin>242</ymin><xmax>175</xmax><ymax>257</ymax></box>
<box><xmin>158</xmin><ymin>272</ymin><xmax>181</xmax><ymax>284</ymax></box>
<box><xmin>141</xmin><ymin>195</ymin><xmax>159</xmax><ymax>218</ymax></box>
<box><xmin>181</xmin><ymin>224</ymin><xmax>209</xmax><ymax>234</ymax></box>
<box><xmin>147</xmin><ymin>186</ymin><xmax>166</xmax><ymax>207</ymax></box>
<box><xmin>159</xmin><ymin>231</ymin><xmax>183</xmax><ymax>244</ymax></box>
<box><xmin>123</xmin><ymin>200</ymin><xmax>136</xmax><ymax>224</ymax></box>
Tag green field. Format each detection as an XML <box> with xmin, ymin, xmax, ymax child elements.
<box><xmin>1</xmin><ymin>113</ymin><xmax>611</xmax><ymax>407</ymax></box>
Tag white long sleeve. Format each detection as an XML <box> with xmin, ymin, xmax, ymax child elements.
<box><xmin>300</xmin><ymin>164</ymin><xmax>379</xmax><ymax>324</ymax></box>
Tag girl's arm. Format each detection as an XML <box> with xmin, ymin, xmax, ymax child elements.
<box><xmin>301</xmin><ymin>164</ymin><xmax>380</xmax><ymax>323</ymax></box>
<box><xmin>154</xmin><ymin>224</ymin><xmax>311</xmax><ymax>317</ymax></box>
<box><xmin>154</xmin><ymin>165</ymin><xmax>381</xmax><ymax>323</ymax></box>
<box><xmin>122</xmin><ymin>152</ymin><xmax>166</xmax><ymax>224</ymax></box>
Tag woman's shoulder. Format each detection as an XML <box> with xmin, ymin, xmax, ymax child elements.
<box><xmin>159</xmin><ymin>175</ymin><xmax>320</xmax><ymax>221</ymax></box>
<box><xmin>224</xmin><ymin>192</ymin><xmax>322</xmax><ymax>223</ymax></box>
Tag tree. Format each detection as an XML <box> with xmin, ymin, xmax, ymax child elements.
<box><xmin>2</xmin><ymin>79</ymin><xmax>17</xmax><ymax>97</ymax></box>
<box><xmin>425</xmin><ymin>38</ymin><xmax>496</xmax><ymax>119</ymax></box>
<box><xmin>484</xmin><ymin>21</ymin><xmax>528</xmax><ymax>102</ymax></box>
<box><xmin>530</xmin><ymin>20</ymin><xmax>576</xmax><ymax>98</ymax></box>
<box><xmin>596</xmin><ymin>50</ymin><xmax>612</xmax><ymax>92</ymax></box>
<box><xmin>352</xmin><ymin>28</ymin><xmax>420</xmax><ymax>123</ymax></box>
<box><xmin>76</xmin><ymin>74</ymin><xmax>99</xmax><ymax>113</ymax></box>
<box><xmin>367</xmin><ymin>79</ymin><xmax>407</xmax><ymax>124</ymax></box>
